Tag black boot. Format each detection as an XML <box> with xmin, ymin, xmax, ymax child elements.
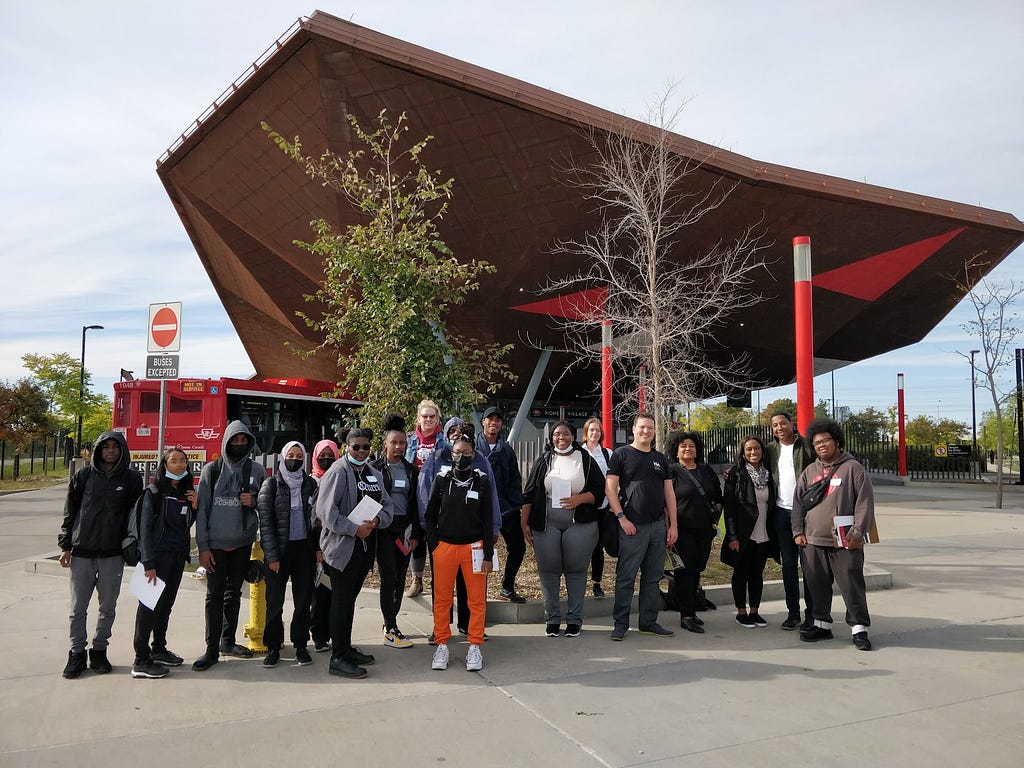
<box><xmin>62</xmin><ymin>650</ymin><xmax>87</xmax><ymax>679</ymax></box>
<box><xmin>88</xmin><ymin>648</ymin><xmax>112</xmax><ymax>674</ymax></box>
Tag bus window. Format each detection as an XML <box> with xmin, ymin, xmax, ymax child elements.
<box><xmin>114</xmin><ymin>392</ymin><xmax>131</xmax><ymax>428</ymax></box>
<box><xmin>140</xmin><ymin>391</ymin><xmax>160</xmax><ymax>414</ymax></box>
<box><xmin>166</xmin><ymin>394</ymin><xmax>203</xmax><ymax>427</ymax></box>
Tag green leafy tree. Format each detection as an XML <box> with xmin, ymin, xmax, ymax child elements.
<box><xmin>844</xmin><ymin>407</ymin><xmax>889</xmax><ymax>443</ymax></box>
<box><xmin>21</xmin><ymin>353</ymin><xmax>106</xmax><ymax>434</ymax></box>
<box><xmin>905</xmin><ymin>415</ymin><xmax>967</xmax><ymax>446</ymax></box>
<box><xmin>758</xmin><ymin>398</ymin><xmax>797</xmax><ymax>425</ymax></box>
<box><xmin>0</xmin><ymin>379</ymin><xmax>56</xmax><ymax>450</ymax></box>
<box><xmin>690</xmin><ymin>401</ymin><xmax>755</xmax><ymax>431</ymax></box>
<box><xmin>265</xmin><ymin>111</ymin><xmax>515</xmax><ymax>433</ymax></box>
<box><xmin>814</xmin><ymin>398</ymin><xmax>831</xmax><ymax>419</ymax></box>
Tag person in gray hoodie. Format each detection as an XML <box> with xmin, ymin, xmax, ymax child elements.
<box><xmin>192</xmin><ymin>420</ymin><xmax>264</xmax><ymax>671</ymax></box>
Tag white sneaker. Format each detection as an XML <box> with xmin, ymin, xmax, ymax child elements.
<box><xmin>465</xmin><ymin>643</ymin><xmax>483</xmax><ymax>671</ymax></box>
<box><xmin>431</xmin><ymin>643</ymin><xmax>449</xmax><ymax>670</ymax></box>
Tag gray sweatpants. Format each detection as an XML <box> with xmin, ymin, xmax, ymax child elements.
<box><xmin>69</xmin><ymin>555</ymin><xmax>124</xmax><ymax>653</ymax></box>
<box><xmin>613</xmin><ymin>518</ymin><xmax>667</xmax><ymax>631</ymax></box>
<box><xmin>532</xmin><ymin>506</ymin><xmax>598</xmax><ymax>625</ymax></box>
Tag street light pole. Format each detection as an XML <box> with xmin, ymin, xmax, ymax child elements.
<box><xmin>77</xmin><ymin>324</ymin><xmax>104</xmax><ymax>453</ymax></box>
<box><xmin>969</xmin><ymin>349</ymin><xmax>980</xmax><ymax>471</ymax></box>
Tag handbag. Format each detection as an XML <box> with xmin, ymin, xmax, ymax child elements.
<box><xmin>799</xmin><ymin>466</ymin><xmax>835</xmax><ymax>511</ymax></box>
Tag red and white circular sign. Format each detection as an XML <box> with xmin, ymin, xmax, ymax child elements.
<box><xmin>148</xmin><ymin>302</ymin><xmax>182</xmax><ymax>352</ymax></box>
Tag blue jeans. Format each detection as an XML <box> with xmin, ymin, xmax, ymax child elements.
<box><xmin>612</xmin><ymin>519</ymin><xmax>666</xmax><ymax>630</ymax></box>
<box><xmin>772</xmin><ymin>505</ymin><xmax>813</xmax><ymax>618</ymax></box>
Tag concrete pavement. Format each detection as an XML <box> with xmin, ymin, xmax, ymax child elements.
<box><xmin>0</xmin><ymin>481</ymin><xmax>1021</xmax><ymax>767</ymax></box>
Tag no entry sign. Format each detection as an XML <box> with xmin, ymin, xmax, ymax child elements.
<box><xmin>148</xmin><ymin>302</ymin><xmax>182</xmax><ymax>352</ymax></box>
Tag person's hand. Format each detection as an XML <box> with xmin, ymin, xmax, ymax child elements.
<box><xmin>728</xmin><ymin>540</ymin><xmax>740</xmax><ymax>552</ymax></box>
<box><xmin>59</xmin><ymin>550</ymin><xmax>72</xmax><ymax>568</ymax></box>
<box><xmin>619</xmin><ymin>516</ymin><xmax>637</xmax><ymax>536</ymax></box>
<box><xmin>186</xmin><ymin>490</ymin><xmax>198</xmax><ymax>509</ymax></box>
<box><xmin>239</xmin><ymin>492</ymin><xmax>254</xmax><ymax>508</ymax></box>
<box><xmin>522</xmin><ymin>524</ymin><xmax>533</xmax><ymax>547</ymax></box>
<box><xmin>408</xmin><ymin>538</ymin><xmax>421</xmax><ymax>552</ymax></box>
<box><xmin>666</xmin><ymin>524</ymin><xmax>678</xmax><ymax>547</ymax></box>
<box><xmin>846</xmin><ymin>530</ymin><xmax>865</xmax><ymax>550</ymax></box>
<box><xmin>794</xmin><ymin>534</ymin><xmax>807</xmax><ymax>547</ymax></box>
<box><xmin>199</xmin><ymin>550</ymin><xmax>216</xmax><ymax>572</ymax></box>
<box><xmin>315</xmin><ymin>550</ymin><xmax>323</xmax><ymax>564</ymax></box>
<box><xmin>481</xmin><ymin>560</ymin><xmax>494</xmax><ymax>573</ymax></box>
<box><xmin>268</xmin><ymin>561</ymin><xmax>280</xmax><ymax>573</ymax></box>
<box><xmin>355</xmin><ymin>521</ymin><xmax>376</xmax><ymax>539</ymax></box>
<box><xmin>145</xmin><ymin>568</ymin><xmax>157</xmax><ymax>585</ymax></box>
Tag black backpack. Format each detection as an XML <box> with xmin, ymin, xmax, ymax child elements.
<box><xmin>121</xmin><ymin>486</ymin><xmax>153</xmax><ymax>567</ymax></box>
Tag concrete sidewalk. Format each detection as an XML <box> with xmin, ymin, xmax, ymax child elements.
<box><xmin>1</xmin><ymin>482</ymin><xmax>1021</xmax><ymax>767</ymax></box>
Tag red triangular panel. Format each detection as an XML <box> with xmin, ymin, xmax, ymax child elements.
<box><xmin>813</xmin><ymin>228</ymin><xmax>965</xmax><ymax>301</ymax></box>
<box><xmin>511</xmin><ymin>286</ymin><xmax>608</xmax><ymax>319</ymax></box>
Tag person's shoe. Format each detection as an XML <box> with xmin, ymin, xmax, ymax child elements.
<box><xmin>681</xmin><ymin>616</ymin><xmax>705</xmax><ymax>634</ymax></box>
<box><xmin>852</xmin><ymin>631</ymin><xmax>873</xmax><ymax>651</ymax></box>
<box><xmin>499</xmin><ymin>588</ymin><xmax>527</xmax><ymax>604</ymax></box>
<box><xmin>457</xmin><ymin>626</ymin><xmax>488</xmax><ymax>640</ymax></box>
<box><xmin>88</xmin><ymin>648</ymin><xmax>112</xmax><ymax>674</ymax></box>
<box><xmin>62</xmin><ymin>650</ymin><xmax>87</xmax><ymax>679</ymax></box>
<box><xmin>781</xmin><ymin>615</ymin><xmax>802</xmax><ymax>631</ymax></box>
<box><xmin>610</xmin><ymin>625</ymin><xmax>627</xmax><ymax>641</ymax></box>
<box><xmin>219</xmin><ymin>642</ymin><xmax>253</xmax><ymax>658</ymax></box>
<box><xmin>545</xmin><ymin>623</ymin><xmax>561</xmax><ymax>637</ymax></box>
<box><xmin>329</xmin><ymin>656</ymin><xmax>367</xmax><ymax>679</ymax></box>
<box><xmin>384</xmin><ymin>628</ymin><xmax>414</xmax><ymax>649</ymax></box>
<box><xmin>192</xmin><ymin>652</ymin><xmax>220</xmax><ymax>671</ymax></box>
<box><xmin>749</xmin><ymin>613</ymin><xmax>768</xmax><ymax>628</ymax></box>
<box><xmin>405</xmin><ymin>576</ymin><xmax>424</xmax><ymax>598</ymax></box>
<box><xmin>344</xmin><ymin>648</ymin><xmax>375</xmax><ymax>666</ymax></box>
<box><xmin>639</xmin><ymin>623</ymin><xmax>675</xmax><ymax>637</ymax></box>
<box><xmin>150</xmin><ymin>649</ymin><xmax>184</xmax><ymax>666</ymax></box>
<box><xmin>800</xmin><ymin>616</ymin><xmax>815</xmax><ymax>633</ymax></box>
<box><xmin>565</xmin><ymin>624</ymin><xmax>582</xmax><ymax>638</ymax></box>
<box><xmin>800</xmin><ymin>626</ymin><xmax>834</xmax><ymax>643</ymax></box>
<box><xmin>131</xmin><ymin>660</ymin><xmax>168</xmax><ymax>679</ymax></box>
<box><xmin>694</xmin><ymin>616</ymin><xmax>704</xmax><ymax>626</ymax></box>
<box><xmin>735</xmin><ymin>613</ymin><xmax>756</xmax><ymax>628</ymax></box>
<box><xmin>263</xmin><ymin>649</ymin><xmax>280</xmax><ymax>668</ymax></box>
<box><xmin>313</xmin><ymin>639</ymin><xmax>331</xmax><ymax>653</ymax></box>
<box><xmin>466</xmin><ymin>643</ymin><xmax>483</xmax><ymax>671</ymax></box>
<box><xmin>431</xmin><ymin>643</ymin><xmax>450</xmax><ymax>670</ymax></box>
<box><xmin>592</xmin><ymin>583</ymin><xmax>605</xmax><ymax>598</ymax></box>
<box><xmin>294</xmin><ymin>646</ymin><xmax>313</xmax><ymax>665</ymax></box>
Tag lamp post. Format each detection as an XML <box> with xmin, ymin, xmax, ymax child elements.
<box><xmin>969</xmin><ymin>349</ymin><xmax>980</xmax><ymax>471</ymax></box>
<box><xmin>78</xmin><ymin>325</ymin><xmax>104</xmax><ymax>453</ymax></box>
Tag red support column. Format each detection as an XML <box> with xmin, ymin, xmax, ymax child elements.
<box><xmin>638</xmin><ymin>365</ymin><xmax>647</xmax><ymax>413</ymax></box>
<box><xmin>897</xmin><ymin>372</ymin><xmax>907</xmax><ymax>476</ymax></box>
<box><xmin>793</xmin><ymin>237</ymin><xmax>815</xmax><ymax>433</ymax></box>
<box><xmin>601</xmin><ymin>320</ymin><xmax>613</xmax><ymax>449</ymax></box>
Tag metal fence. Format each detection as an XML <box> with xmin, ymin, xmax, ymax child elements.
<box><xmin>0</xmin><ymin>433</ymin><xmax>69</xmax><ymax>480</ymax></box>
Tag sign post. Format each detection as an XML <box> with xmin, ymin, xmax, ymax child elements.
<box><xmin>147</xmin><ymin>303</ymin><xmax>182</xmax><ymax>458</ymax></box>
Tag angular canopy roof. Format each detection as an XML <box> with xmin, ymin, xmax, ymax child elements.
<box><xmin>157</xmin><ymin>11</ymin><xmax>1024</xmax><ymax>402</ymax></box>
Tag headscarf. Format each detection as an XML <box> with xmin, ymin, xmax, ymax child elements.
<box><xmin>312</xmin><ymin>439</ymin><xmax>339</xmax><ymax>479</ymax></box>
<box><xmin>278</xmin><ymin>441</ymin><xmax>307</xmax><ymax>510</ymax></box>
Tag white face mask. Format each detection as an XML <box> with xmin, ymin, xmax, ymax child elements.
<box><xmin>165</xmin><ymin>469</ymin><xmax>188</xmax><ymax>481</ymax></box>
<box><xmin>347</xmin><ymin>455</ymin><xmax>368</xmax><ymax>467</ymax></box>
<box><xmin>553</xmin><ymin>444</ymin><xmax>574</xmax><ymax>455</ymax></box>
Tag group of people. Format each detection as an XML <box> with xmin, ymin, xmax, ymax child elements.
<box><xmin>56</xmin><ymin>405</ymin><xmax>876</xmax><ymax>683</ymax></box>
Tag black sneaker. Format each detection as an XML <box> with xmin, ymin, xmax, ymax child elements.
<box><xmin>344</xmin><ymin>648</ymin><xmax>375</xmax><ymax>666</ymax></box>
<box><xmin>219</xmin><ymin>642</ymin><xmax>253</xmax><ymax>658</ymax></box>
<box><xmin>457</xmin><ymin>627</ymin><xmax>489</xmax><ymax>640</ymax></box>
<box><xmin>639</xmin><ymin>623</ymin><xmax>674</xmax><ymax>637</ymax></box>
<box><xmin>263</xmin><ymin>649</ymin><xmax>280</xmax><ymax>668</ymax></box>
<box><xmin>610</xmin><ymin>625</ymin><xmax>627</xmax><ymax>641</ymax></box>
<box><xmin>62</xmin><ymin>651</ymin><xmax>87</xmax><ymax>679</ymax></box>
<box><xmin>150</xmin><ymin>649</ymin><xmax>184</xmax><ymax>666</ymax></box>
<box><xmin>545</xmin><ymin>623</ymin><xmax>561</xmax><ymax>637</ymax></box>
<box><xmin>313</xmin><ymin>640</ymin><xmax>331</xmax><ymax>653</ymax></box>
<box><xmin>735</xmin><ymin>614</ymin><xmax>756</xmax><ymax>628</ymax></box>
<box><xmin>88</xmin><ymin>648</ymin><xmax>112</xmax><ymax>674</ymax></box>
<box><xmin>800</xmin><ymin>616</ymin><xmax>815</xmax><ymax>632</ymax></box>
<box><xmin>329</xmin><ymin>656</ymin><xmax>367</xmax><ymax>679</ymax></box>
<box><xmin>565</xmin><ymin>624</ymin><xmax>582</xmax><ymax>637</ymax></box>
<box><xmin>781</xmin><ymin>615</ymin><xmax>801</xmax><ymax>631</ymax></box>
<box><xmin>852</xmin><ymin>631</ymin><xmax>873</xmax><ymax>651</ymax></box>
<box><xmin>800</xmin><ymin>626</ymin><xmax>834</xmax><ymax>643</ymax></box>
<box><xmin>499</xmin><ymin>588</ymin><xmax>527</xmax><ymax>604</ymax></box>
<box><xmin>680</xmin><ymin>616</ymin><xmax>705</xmax><ymax>634</ymax></box>
<box><xmin>192</xmin><ymin>652</ymin><xmax>220</xmax><ymax>671</ymax></box>
<box><xmin>131</xmin><ymin>660</ymin><xmax>168</xmax><ymax>679</ymax></box>
<box><xmin>295</xmin><ymin>646</ymin><xmax>313</xmax><ymax>666</ymax></box>
<box><xmin>592</xmin><ymin>583</ymin><xmax>605</xmax><ymax>598</ymax></box>
<box><xmin>749</xmin><ymin>613</ymin><xmax>768</xmax><ymax>628</ymax></box>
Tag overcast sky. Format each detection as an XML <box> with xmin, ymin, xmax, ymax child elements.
<box><xmin>1</xmin><ymin>0</ymin><xmax>1021</xmax><ymax>427</ymax></box>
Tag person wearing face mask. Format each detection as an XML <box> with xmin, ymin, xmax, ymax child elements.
<box><xmin>521</xmin><ymin>421</ymin><xmax>605</xmax><ymax>638</ymax></box>
<box><xmin>258</xmin><ymin>441</ymin><xmax>319</xmax><ymax>668</ymax></box>
<box><xmin>315</xmin><ymin>427</ymin><xmax>394</xmax><ymax>679</ymax></box>
<box><xmin>193</xmin><ymin>420</ymin><xmax>264</xmax><ymax>671</ymax></box>
<box><xmin>130</xmin><ymin>448</ymin><xmax>198</xmax><ymax>679</ymax></box>
<box><xmin>309</xmin><ymin>439</ymin><xmax>340</xmax><ymax>652</ymax></box>
<box><xmin>425</xmin><ymin>434</ymin><xmax>494</xmax><ymax>672</ymax></box>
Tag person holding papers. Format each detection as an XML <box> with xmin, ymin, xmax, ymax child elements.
<box><xmin>791</xmin><ymin>418</ymin><xmax>876</xmax><ymax>651</ymax></box>
<box><xmin>315</xmin><ymin>427</ymin><xmax>394</xmax><ymax>679</ymax></box>
<box><xmin>424</xmin><ymin>433</ymin><xmax>494</xmax><ymax>672</ymax></box>
<box><xmin>520</xmin><ymin>421</ymin><xmax>605</xmax><ymax>638</ymax></box>
<box><xmin>131</xmin><ymin>448</ymin><xmax>197</xmax><ymax>679</ymax></box>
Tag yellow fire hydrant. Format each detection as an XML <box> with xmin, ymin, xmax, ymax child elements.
<box><xmin>243</xmin><ymin>540</ymin><xmax>268</xmax><ymax>653</ymax></box>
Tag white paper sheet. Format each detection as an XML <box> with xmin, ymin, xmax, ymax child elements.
<box><xmin>130</xmin><ymin>562</ymin><xmax>166</xmax><ymax>610</ymax></box>
<box><xmin>347</xmin><ymin>495</ymin><xmax>382</xmax><ymax>525</ymax></box>
<box><xmin>550</xmin><ymin>478</ymin><xmax>571</xmax><ymax>508</ymax></box>
<box><xmin>471</xmin><ymin>541</ymin><xmax>501</xmax><ymax>573</ymax></box>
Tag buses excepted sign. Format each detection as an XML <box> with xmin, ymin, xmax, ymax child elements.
<box><xmin>148</xmin><ymin>302</ymin><xmax>182</xmax><ymax>352</ymax></box>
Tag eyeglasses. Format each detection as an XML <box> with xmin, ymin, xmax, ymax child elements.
<box><xmin>812</xmin><ymin>437</ymin><xmax>835</xmax><ymax>448</ymax></box>
<box><xmin>349</xmin><ymin>444</ymin><xmax>371</xmax><ymax>451</ymax></box>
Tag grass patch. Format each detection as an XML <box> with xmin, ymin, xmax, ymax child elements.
<box><xmin>0</xmin><ymin>464</ymin><xmax>67</xmax><ymax>492</ymax></box>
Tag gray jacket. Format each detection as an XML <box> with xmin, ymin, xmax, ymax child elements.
<box><xmin>195</xmin><ymin>420</ymin><xmax>263</xmax><ymax>551</ymax></box>
<box><xmin>315</xmin><ymin>458</ymin><xmax>394</xmax><ymax>571</ymax></box>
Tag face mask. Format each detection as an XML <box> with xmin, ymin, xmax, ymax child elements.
<box><xmin>284</xmin><ymin>459</ymin><xmax>303</xmax><ymax>473</ymax></box>
<box><xmin>454</xmin><ymin>454</ymin><xmax>473</xmax><ymax>471</ymax></box>
<box><xmin>317</xmin><ymin>456</ymin><xmax>335</xmax><ymax>471</ymax></box>
<box><xmin>165</xmin><ymin>469</ymin><xmax>188</xmax><ymax>481</ymax></box>
<box><xmin>226</xmin><ymin>442</ymin><xmax>249</xmax><ymax>460</ymax></box>
<box><xmin>347</xmin><ymin>455</ymin><xmax>367</xmax><ymax>467</ymax></box>
<box><xmin>553</xmin><ymin>444</ymin><xmax>574</xmax><ymax>455</ymax></box>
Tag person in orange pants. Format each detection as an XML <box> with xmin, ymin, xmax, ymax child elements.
<box><xmin>424</xmin><ymin>432</ymin><xmax>494</xmax><ymax>671</ymax></box>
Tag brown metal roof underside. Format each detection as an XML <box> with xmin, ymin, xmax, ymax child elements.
<box><xmin>157</xmin><ymin>11</ymin><xmax>1024</xmax><ymax>402</ymax></box>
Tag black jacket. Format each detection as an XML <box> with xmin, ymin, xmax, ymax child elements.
<box><xmin>59</xmin><ymin>430</ymin><xmax>143</xmax><ymax>556</ymax></box>
<box><xmin>723</xmin><ymin>461</ymin><xmax>779</xmax><ymax>557</ymax></box>
<box><xmin>522</xmin><ymin>446</ymin><xmax>606</xmax><ymax>531</ymax></box>
<box><xmin>139</xmin><ymin>483</ymin><xmax>197</xmax><ymax>569</ymax></box>
<box><xmin>257</xmin><ymin>471</ymin><xmax>319</xmax><ymax>565</ymax></box>
<box><xmin>370</xmin><ymin>456</ymin><xmax>424</xmax><ymax>540</ymax></box>
<box><xmin>475</xmin><ymin>435</ymin><xmax>524</xmax><ymax>519</ymax></box>
<box><xmin>669</xmin><ymin>462</ymin><xmax>722</xmax><ymax>533</ymax></box>
<box><xmin>424</xmin><ymin>468</ymin><xmax>495</xmax><ymax>559</ymax></box>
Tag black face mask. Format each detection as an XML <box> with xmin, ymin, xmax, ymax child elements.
<box><xmin>284</xmin><ymin>459</ymin><xmax>303</xmax><ymax>473</ymax></box>
<box><xmin>317</xmin><ymin>456</ymin><xmax>335</xmax><ymax>471</ymax></box>
<box><xmin>454</xmin><ymin>454</ymin><xmax>473</xmax><ymax>471</ymax></box>
<box><xmin>226</xmin><ymin>442</ymin><xmax>249</xmax><ymax>460</ymax></box>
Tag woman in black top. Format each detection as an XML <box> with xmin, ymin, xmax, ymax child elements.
<box><xmin>666</xmin><ymin>431</ymin><xmax>722</xmax><ymax>634</ymax></box>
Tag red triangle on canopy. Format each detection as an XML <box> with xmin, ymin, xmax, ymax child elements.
<box><xmin>511</xmin><ymin>286</ymin><xmax>608</xmax><ymax>319</ymax></box>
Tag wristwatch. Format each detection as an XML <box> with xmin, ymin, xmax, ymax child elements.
<box><xmin>615</xmin><ymin>512</ymin><xmax>625</xmax><ymax>519</ymax></box>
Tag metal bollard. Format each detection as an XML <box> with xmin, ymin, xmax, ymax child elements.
<box><xmin>243</xmin><ymin>540</ymin><xmax>268</xmax><ymax>653</ymax></box>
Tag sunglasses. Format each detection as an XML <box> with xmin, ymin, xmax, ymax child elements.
<box><xmin>349</xmin><ymin>444</ymin><xmax>371</xmax><ymax>451</ymax></box>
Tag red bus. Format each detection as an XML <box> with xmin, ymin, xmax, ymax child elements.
<box><xmin>112</xmin><ymin>377</ymin><xmax>359</xmax><ymax>477</ymax></box>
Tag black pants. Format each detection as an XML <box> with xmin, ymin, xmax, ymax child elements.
<box><xmin>803</xmin><ymin>545</ymin><xmax>870</xmax><ymax>627</ymax></box>
<box><xmin>377</xmin><ymin>526</ymin><xmax>412</xmax><ymax>630</ymax></box>
<box><xmin>263</xmin><ymin>539</ymin><xmax>316</xmax><ymax>651</ymax></box>
<box><xmin>309</xmin><ymin>582</ymin><xmax>331</xmax><ymax>646</ymax></box>
<box><xmin>590</xmin><ymin>512</ymin><xmax>607</xmax><ymax>583</ymax></box>
<box><xmin>204</xmin><ymin>546</ymin><xmax>251</xmax><ymax>653</ymax></box>
<box><xmin>672</xmin><ymin>531</ymin><xmax>715</xmax><ymax>617</ymax></box>
<box><xmin>326</xmin><ymin>534</ymin><xmax>373</xmax><ymax>658</ymax></box>
<box><xmin>772</xmin><ymin>505</ymin><xmax>813</xmax><ymax>618</ymax></box>
<box><xmin>500</xmin><ymin>513</ymin><xmax>526</xmax><ymax>592</ymax></box>
<box><xmin>133</xmin><ymin>550</ymin><xmax>187</xmax><ymax>662</ymax></box>
<box><xmin>731</xmin><ymin>540</ymin><xmax>771</xmax><ymax>610</ymax></box>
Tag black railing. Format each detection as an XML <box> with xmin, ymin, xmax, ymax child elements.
<box><xmin>0</xmin><ymin>433</ymin><xmax>69</xmax><ymax>481</ymax></box>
